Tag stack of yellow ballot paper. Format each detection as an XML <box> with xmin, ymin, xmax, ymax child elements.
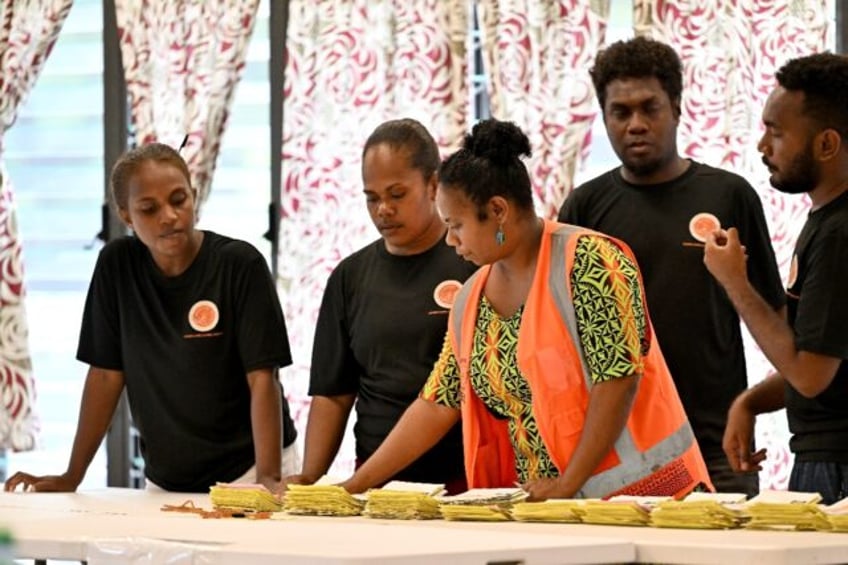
<box><xmin>209</xmin><ymin>483</ymin><xmax>283</xmax><ymax>512</ymax></box>
<box><xmin>580</xmin><ymin>496</ymin><xmax>670</xmax><ymax>526</ymax></box>
<box><xmin>283</xmin><ymin>484</ymin><xmax>365</xmax><ymax>516</ymax></box>
<box><xmin>438</xmin><ymin>488</ymin><xmax>527</xmax><ymax>522</ymax></box>
<box><xmin>823</xmin><ymin>497</ymin><xmax>848</xmax><ymax>531</ymax></box>
<box><xmin>650</xmin><ymin>492</ymin><xmax>747</xmax><ymax>529</ymax></box>
<box><xmin>744</xmin><ymin>490</ymin><xmax>830</xmax><ymax>531</ymax></box>
<box><xmin>363</xmin><ymin>481</ymin><xmax>445</xmax><ymax>520</ymax></box>
<box><xmin>510</xmin><ymin>499</ymin><xmax>584</xmax><ymax>523</ymax></box>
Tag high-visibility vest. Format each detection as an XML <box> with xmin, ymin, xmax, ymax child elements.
<box><xmin>448</xmin><ymin>220</ymin><xmax>713</xmax><ymax>498</ymax></box>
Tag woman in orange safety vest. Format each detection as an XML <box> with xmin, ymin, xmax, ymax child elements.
<box><xmin>341</xmin><ymin>118</ymin><xmax>712</xmax><ymax>500</ymax></box>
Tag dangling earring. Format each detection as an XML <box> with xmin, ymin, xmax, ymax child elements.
<box><xmin>495</xmin><ymin>224</ymin><xmax>506</xmax><ymax>246</ymax></box>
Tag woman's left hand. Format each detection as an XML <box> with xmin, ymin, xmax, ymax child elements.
<box><xmin>521</xmin><ymin>477</ymin><xmax>573</xmax><ymax>502</ymax></box>
<box><xmin>256</xmin><ymin>475</ymin><xmax>285</xmax><ymax>497</ymax></box>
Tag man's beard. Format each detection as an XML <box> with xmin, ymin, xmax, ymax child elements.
<box><xmin>622</xmin><ymin>154</ymin><xmax>667</xmax><ymax>180</ymax></box>
<box><xmin>767</xmin><ymin>142</ymin><xmax>819</xmax><ymax>195</ymax></box>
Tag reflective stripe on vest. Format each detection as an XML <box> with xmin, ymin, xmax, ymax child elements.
<box><xmin>451</xmin><ymin>225</ymin><xmax>696</xmax><ymax>499</ymax></box>
<box><xmin>551</xmin><ymin>226</ymin><xmax>697</xmax><ymax>497</ymax></box>
<box><xmin>451</xmin><ymin>270</ymin><xmax>479</xmax><ymax>345</ymax></box>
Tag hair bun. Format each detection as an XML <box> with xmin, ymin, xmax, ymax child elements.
<box><xmin>463</xmin><ymin>119</ymin><xmax>532</xmax><ymax>163</ymax></box>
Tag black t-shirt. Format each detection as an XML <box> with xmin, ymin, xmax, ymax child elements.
<box><xmin>77</xmin><ymin>231</ymin><xmax>297</xmax><ymax>492</ymax></box>
<box><xmin>310</xmin><ymin>237</ymin><xmax>477</xmax><ymax>483</ymax></box>
<box><xmin>785</xmin><ymin>190</ymin><xmax>848</xmax><ymax>462</ymax></box>
<box><xmin>559</xmin><ymin>162</ymin><xmax>785</xmax><ymax>457</ymax></box>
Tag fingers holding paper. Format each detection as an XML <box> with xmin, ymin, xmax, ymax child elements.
<box><xmin>704</xmin><ymin>227</ymin><xmax>749</xmax><ymax>289</ymax></box>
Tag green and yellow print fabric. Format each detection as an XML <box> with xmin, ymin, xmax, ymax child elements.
<box><xmin>420</xmin><ymin>235</ymin><xmax>648</xmax><ymax>483</ymax></box>
<box><xmin>571</xmin><ymin>233</ymin><xmax>649</xmax><ymax>382</ymax></box>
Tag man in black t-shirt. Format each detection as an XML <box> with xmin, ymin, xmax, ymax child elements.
<box><xmin>559</xmin><ymin>37</ymin><xmax>784</xmax><ymax>495</ymax></box>
<box><xmin>706</xmin><ymin>53</ymin><xmax>848</xmax><ymax>504</ymax></box>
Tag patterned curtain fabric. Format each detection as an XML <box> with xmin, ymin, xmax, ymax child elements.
<box><xmin>635</xmin><ymin>0</ymin><xmax>831</xmax><ymax>489</ymax></box>
<box><xmin>478</xmin><ymin>0</ymin><xmax>610</xmax><ymax>219</ymax></box>
<box><xmin>114</xmin><ymin>0</ymin><xmax>261</xmax><ymax>204</ymax></box>
<box><xmin>279</xmin><ymin>0</ymin><xmax>469</xmax><ymax>472</ymax></box>
<box><xmin>0</xmin><ymin>0</ymin><xmax>73</xmax><ymax>451</ymax></box>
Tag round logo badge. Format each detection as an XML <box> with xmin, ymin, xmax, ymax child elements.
<box><xmin>787</xmin><ymin>254</ymin><xmax>798</xmax><ymax>288</ymax></box>
<box><xmin>188</xmin><ymin>300</ymin><xmax>219</xmax><ymax>332</ymax></box>
<box><xmin>434</xmin><ymin>280</ymin><xmax>462</xmax><ymax>309</ymax></box>
<box><xmin>688</xmin><ymin>212</ymin><xmax>721</xmax><ymax>242</ymax></box>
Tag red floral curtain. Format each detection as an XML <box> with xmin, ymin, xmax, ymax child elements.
<box><xmin>636</xmin><ymin>0</ymin><xmax>831</xmax><ymax>489</ymax></box>
<box><xmin>0</xmin><ymin>0</ymin><xmax>73</xmax><ymax>451</ymax></box>
<box><xmin>478</xmin><ymin>0</ymin><xmax>610</xmax><ymax>218</ymax></box>
<box><xmin>279</xmin><ymin>0</ymin><xmax>469</xmax><ymax>473</ymax></box>
<box><xmin>114</xmin><ymin>0</ymin><xmax>261</xmax><ymax>204</ymax></box>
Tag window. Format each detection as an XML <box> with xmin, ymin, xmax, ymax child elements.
<box><xmin>4</xmin><ymin>0</ymin><xmax>273</xmax><ymax>487</ymax></box>
<box><xmin>197</xmin><ymin>2</ymin><xmax>272</xmax><ymax>260</ymax></box>
<box><xmin>4</xmin><ymin>0</ymin><xmax>106</xmax><ymax>488</ymax></box>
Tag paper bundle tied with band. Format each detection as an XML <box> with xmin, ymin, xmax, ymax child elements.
<box><xmin>824</xmin><ymin>497</ymin><xmax>848</xmax><ymax>532</ymax></box>
<box><xmin>580</xmin><ymin>496</ymin><xmax>671</xmax><ymax>526</ymax></box>
<box><xmin>437</xmin><ymin>488</ymin><xmax>527</xmax><ymax>522</ymax></box>
<box><xmin>510</xmin><ymin>499</ymin><xmax>584</xmax><ymax>523</ymax></box>
<box><xmin>650</xmin><ymin>492</ymin><xmax>747</xmax><ymax>529</ymax></box>
<box><xmin>743</xmin><ymin>490</ymin><xmax>830</xmax><ymax>531</ymax></box>
<box><xmin>209</xmin><ymin>483</ymin><xmax>283</xmax><ymax>512</ymax></box>
<box><xmin>283</xmin><ymin>484</ymin><xmax>365</xmax><ymax>516</ymax></box>
<box><xmin>363</xmin><ymin>481</ymin><xmax>446</xmax><ymax>520</ymax></box>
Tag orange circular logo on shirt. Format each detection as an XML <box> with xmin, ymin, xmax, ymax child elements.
<box><xmin>688</xmin><ymin>212</ymin><xmax>721</xmax><ymax>242</ymax></box>
<box><xmin>188</xmin><ymin>300</ymin><xmax>219</xmax><ymax>332</ymax></box>
<box><xmin>434</xmin><ymin>280</ymin><xmax>462</xmax><ymax>309</ymax></box>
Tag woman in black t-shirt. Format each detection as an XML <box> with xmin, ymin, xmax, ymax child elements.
<box><xmin>5</xmin><ymin>143</ymin><xmax>297</xmax><ymax>493</ymax></box>
<box><xmin>286</xmin><ymin>119</ymin><xmax>475</xmax><ymax>492</ymax></box>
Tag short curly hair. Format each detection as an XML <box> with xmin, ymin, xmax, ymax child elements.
<box><xmin>590</xmin><ymin>36</ymin><xmax>683</xmax><ymax>114</ymax></box>
<box><xmin>776</xmin><ymin>53</ymin><xmax>848</xmax><ymax>139</ymax></box>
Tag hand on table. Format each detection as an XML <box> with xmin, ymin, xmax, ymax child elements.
<box><xmin>283</xmin><ymin>473</ymin><xmax>315</xmax><ymax>486</ymax></box>
<box><xmin>337</xmin><ymin>477</ymin><xmax>367</xmax><ymax>495</ymax></box>
<box><xmin>4</xmin><ymin>471</ymin><xmax>79</xmax><ymax>493</ymax></box>
<box><xmin>278</xmin><ymin>473</ymin><xmax>316</xmax><ymax>497</ymax></box>
<box><xmin>522</xmin><ymin>477</ymin><xmax>572</xmax><ymax>502</ymax></box>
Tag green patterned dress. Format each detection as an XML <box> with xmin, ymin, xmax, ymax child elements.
<box><xmin>421</xmin><ymin>234</ymin><xmax>649</xmax><ymax>482</ymax></box>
